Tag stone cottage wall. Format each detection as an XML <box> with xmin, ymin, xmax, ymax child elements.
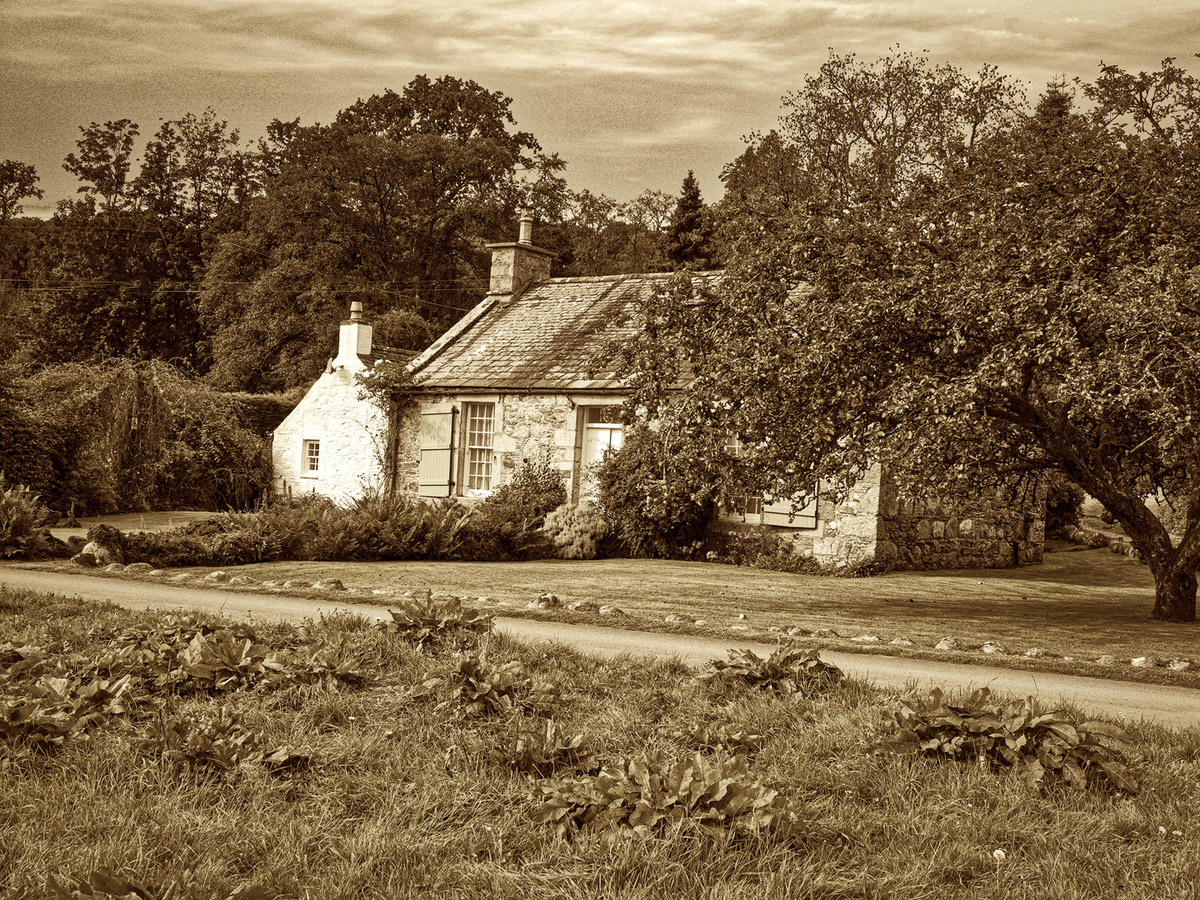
<box><xmin>878</xmin><ymin>476</ymin><xmax>1045</xmax><ymax>570</ymax></box>
<box><xmin>392</xmin><ymin>393</ymin><xmax>582</xmax><ymax>499</ymax></box>
<box><xmin>273</xmin><ymin>367</ymin><xmax>389</xmax><ymax>504</ymax></box>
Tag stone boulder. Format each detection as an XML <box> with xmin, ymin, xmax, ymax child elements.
<box><xmin>75</xmin><ymin>541</ymin><xmax>119</xmax><ymax>567</ymax></box>
<box><xmin>125</xmin><ymin>562</ymin><xmax>154</xmax><ymax>575</ymax></box>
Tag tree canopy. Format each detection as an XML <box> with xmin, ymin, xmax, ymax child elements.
<box><xmin>623</xmin><ymin>51</ymin><xmax>1200</xmax><ymax>621</ymax></box>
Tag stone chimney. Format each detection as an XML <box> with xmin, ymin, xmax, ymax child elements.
<box><xmin>486</xmin><ymin>211</ymin><xmax>554</xmax><ymax>296</ymax></box>
<box><xmin>334</xmin><ymin>299</ymin><xmax>373</xmax><ymax>367</ymax></box>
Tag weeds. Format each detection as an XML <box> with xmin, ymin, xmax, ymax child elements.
<box><xmin>702</xmin><ymin>644</ymin><xmax>843</xmax><ymax>696</ymax></box>
<box><xmin>878</xmin><ymin>687</ymin><xmax>1139</xmax><ymax>794</ymax></box>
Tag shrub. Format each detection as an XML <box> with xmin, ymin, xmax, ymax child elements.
<box><xmin>597</xmin><ymin>423</ymin><xmax>717</xmax><ymax>558</ymax></box>
<box><xmin>504</xmin><ymin>718</ymin><xmax>596</xmax><ymax>776</ymax></box>
<box><xmin>0</xmin><ymin>479</ymin><xmax>59</xmax><ymax>560</ymax></box>
<box><xmin>1046</xmin><ymin>474</ymin><xmax>1086</xmax><ymax>534</ymax></box>
<box><xmin>541</xmin><ymin>503</ymin><xmax>611</xmax><ymax>559</ymax></box>
<box><xmin>877</xmin><ymin>687</ymin><xmax>1139</xmax><ymax>794</ymax></box>
<box><xmin>702</xmin><ymin>645</ymin><xmax>844</xmax><ymax>697</ymax></box>
<box><xmin>532</xmin><ymin>752</ymin><xmax>799</xmax><ymax>838</ymax></box>
<box><xmin>707</xmin><ymin>525</ymin><xmax>816</xmax><ymax>573</ymax></box>
<box><xmin>480</xmin><ymin>454</ymin><xmax>567</xmax><ymax>522</ymax></box>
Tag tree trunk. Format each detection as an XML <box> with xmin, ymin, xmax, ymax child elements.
<box><xmin>1151</xmin><ymin>568</ymin><xmax>1197</xmax><ymax>622</ymax></box>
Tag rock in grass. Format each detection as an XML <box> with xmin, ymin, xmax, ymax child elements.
<box><xmin>124</xmin><ymin>562</ymin><xmax>154</xmax><ymax>575</ymax></box>
<box><xmin>981</xmin><ymin>641</ymin><xmax>1008</xmax><ymax>655</ymax></box>
<box><xmin>314</xmin><ymin>578</ymin><xmax>345</xmax><ymax>591</ymax></box>
<box><xmin>1168</xmin><ymin>659</ymin><xmax>1193</xmax><ymax>672</ymax></box>
<box><xmin>1024</xmin><ymin>647</ymin><xmax>1048</xmax><ymax>658</ymax></box>
<box><xmin>205</xmin><ymin>571</ymin><xmax>231</xmax><ymax>583</ymax></box>
<box><xmin>1131</xmin><ymin>656</ymin><xmax>1160</xmax><ymax>669</ymax></box>
<box><xmin>935</xmin><ymin>637</ymin><xmax>963</xmax><ymax>651</ymax></box>
<box><xmin>599</xmin><ymin>605</ymin><xmax>626</xmax><ymax>617</ymax></box>
<box><xmin>230</xmin><ymin>575</ymin><xmax>258</xmax><ymax>586</ymax></box>
<box><xmin>1095</xmin><ymin>655</ymin><xmax>1119</xmax><ymax>666</ymax></box>
<box><xmin>567</xmin><ymin>600</ymin><xmax>599</xmax><ymax>612</ymax></box>
<box><xmin>529</xmin><ymin>593</ymin><xmax>560</xmax><ymax>609</ymax></box>
<box><xmin>889</xmin><ymin>637</ymin><xmax>914</xmax><ymax>647</ymax></box>
<box><xmin>851</xmin><ymin>634</ymin><xmax>881</xmax><ymax>643</ymax></box>
<box><xmin>104</xmin><ymin>563</ymin><xmax>127</xmax><ymax>573</ymax></box>
<box><xmin>281</xmin><ymin>580</ymin><xmax>310</xmax><ymax>589</ymax></box>
<box><xmin>665</xmin><ymin>614</ymin><xmax>689</xmax><ymax>624</ymax></box>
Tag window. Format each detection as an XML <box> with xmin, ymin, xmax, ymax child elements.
<box><xmin>581</xmin><ymin>406</ymin><xmax>623</xmax><ymax>467</ymax></box>
<box><xmin>721</xmin><ymin>434</ymin><xmax>818</xmax><ymax>528</ymax></box>
<box><xmin>303</xmin><ymin>439</ymin><xmax>320</xmax><ymax>475</ymax></box>
<box><xmin>464</xmin><ymin>402</ymin><xmax>495</xmax><ymax>492</ymax></box>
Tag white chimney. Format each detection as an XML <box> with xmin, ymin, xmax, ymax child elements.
<box><xmin>334</xmin><ymin>299</ymin><xmax>373</xmax><ymax>367</ymax></box>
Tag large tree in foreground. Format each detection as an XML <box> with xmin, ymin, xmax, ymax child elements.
<box><xmin>626</xmin><ymin>52</ymin><xmax>1200</xmax><ymax>621</ymax></box>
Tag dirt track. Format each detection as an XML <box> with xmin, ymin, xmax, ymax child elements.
<box><xmin>2</xmin><ymin>565</ymin><xmax>1198</xmax><ymax>730</ymax></box>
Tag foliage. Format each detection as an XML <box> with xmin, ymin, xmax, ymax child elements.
<box><xmin>377</xmin><ymin>595</ymin><xmax>493</xmax><ymax>647</ymax></box>
<box><xmin>707</xmin><ymin>525</ymin><xmax>816</xmax><ymax>574</ymax></box>
<box><xmin>415</xmin><ymin>651</ymin><xmax>556</xmax><ymax>717</ymax></box>
<box><xmin>666</xmin><ymin>171</ymin><xmax>719</xmax><ymax>269</ymax></box>
<box><xmin>0</xmin><ymin>674</ymin><xmax>135</xmax><ymax>752</ymax></box>
<box><xmin>597</xmin><ymin>422</ymin><xmax>720</xmax><ymax>559</ymax></box>
<box><xmin>532</xmin><ymin>751</ymin><xmax>799</xmax><ymax>838</ymax></box>
<box><xmin>878</xmin><ymin>688</ymin><xmax>1139</xmax><ymax>794</ymax></box>
<box><xmin>504</xmin><ymin>717</ymin><xmax>596</xmax><ymax>776</ymax></box>
<box><xmin>541</xmin><ymin>503</ymin><xmax>612</xmax><ymax>559</ymax></box>
<box><xmin>701</xmin><ymin>645</ymin><xmax>843</xmax><ymax>697</ymax></box>
<box><xmin>201</xmin><ymin>75</ymin><xmax>555</xmax><ymax>391</ymax></box>
<box><xmin>1045</xmin><ymin>475</ymin><xmax>1086</xmax><ymax>534</ymax></box>
<box><xmin>623</xmin><ymin>51</ymin><xmax>1200</xmax><ymax>621</ymax></box>
<box><xmin>10</xmin><ymin>866</ymin><xmax>278</xmax><ymax>899</ymax></box>
<box><xmin>9</xmin><ymin>361</ymin><xmax>269</xmax><ymax>514</ymax></box>
<box><xmin>156</xmin><ymin>706</ymin><xmax>308</xmax><ymax>777</ymax></box>
<box><xmin>0</xmin><ymin>159</ymin><xmax>43</xmax><ymax>223</ymax></box>
<box><xmin>0</xmin><ymin>479</ymin><xmax>60</xmax><ymax>560</ymax></box>
<box><xmin>457</xmin><ymin>456</ymin><xmax>566</xmax><ymax>561</ymax></box>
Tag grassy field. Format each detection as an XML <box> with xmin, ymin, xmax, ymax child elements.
<box><xmin>1</xmin><ymin>586</ymin><xmax>1198</xmax><ymax>900</ymax></box>
<box><xmin>157</xmin><ymin>540</ymin><xmax>1200</xmax><ymax>682</ymax></box>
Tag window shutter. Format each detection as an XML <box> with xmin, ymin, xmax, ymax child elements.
<box><xmin>762</xmin><ymin>492</ymin><xmax>818</xmax><ymax>528</ymax></box>
<box><xmin>418</xmin><ymin>409</ymin><xmax>456</xmax><ymax>497</ymax></box>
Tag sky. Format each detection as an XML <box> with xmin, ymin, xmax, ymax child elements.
<box><xmin>3</xmin><ymin>0</ymin><xmax>1200</xmax><ymax>217</ymax></box>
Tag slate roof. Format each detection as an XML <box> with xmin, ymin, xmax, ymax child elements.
<box><xmin>409</xmin><ymin>271</ymin><xmax>720</xmax><ymax>393</ymax></box>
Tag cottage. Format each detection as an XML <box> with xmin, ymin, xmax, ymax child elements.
<box><xmin>273</xmin><ymin>216</ymin><xmax>1044</xmax><ymax>570</ymax></box>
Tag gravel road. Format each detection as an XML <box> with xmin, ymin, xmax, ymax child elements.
<box><xmin>3</xmin><ymin>566</ymin><xmax>1197</xmax><ymax>729</ymax></box>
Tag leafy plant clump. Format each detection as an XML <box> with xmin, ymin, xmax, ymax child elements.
<box><xmin>541</xmin><ymin>503</ymin><xmax>612</xmax><ymax>560</ymax></box>
<box><xmin>377</xmin><ymin>596</ymin><xmax>493</xmax><ymax>647</ymax></box>
<box><xmin>532</xmin><ymin>751</ymin><xmax>799</xmax><ymax>838</ymax></box>
<box><xmin>156</xmin><ymin>706</ymin><xmax>309</xmax><ymax>777</ymax></box>
<box><xmin>504</xmin><ymin>717</ymin><xmax>596</xmax><ymax>776</ymax></box>
<box><xmin>877</xmin><ymin>688</ymin><xmax>1139</xmax><ymax>794</ymax></box>
<box><xmin>702</xmin><ymin>645</ymin><xmax>844</xmax><ymax>696</ymax></box>
<box><xmin>0</xmin><ymin>478</ymin><xmax>62</xmax><ymax>560</ymax></box>
<box><xmin>415</xmin><ymin>651</ymin><xmax>557</xmax><ymax>717</ymax></box>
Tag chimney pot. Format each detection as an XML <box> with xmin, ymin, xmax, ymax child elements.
<box><xmin>518</xmin><ymin>211</ymin><xmax>533</xmax><ymax>245</ymax></box>
<box><xmin>350</xmin><ymin>300</ymin><xmax>364</xmax><ymax>321</ymax></box>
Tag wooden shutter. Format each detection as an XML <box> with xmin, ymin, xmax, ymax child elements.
<box><xmin>418</xmin><ymin>409</ymin><xmax>456</xmax><ymax>498</ymax></box>
<box><xmin>762</xmin><ymin>492</ymin><xmax>818</xmax><ymax>528</ymax></box>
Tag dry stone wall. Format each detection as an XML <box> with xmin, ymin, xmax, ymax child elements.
<box><xmin>878</xmin><ymin>477</ymin><xmax>1045</xmax><ymax>570</ymax></box>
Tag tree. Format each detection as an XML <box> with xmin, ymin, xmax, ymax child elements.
<box><xmin>623</xmin><ymin>51</ymin><xmax>1200</xmax><ymax>621</ymax></box>
<box><xmin>63</xmin><ymin>120</ymin><xmax>139</xmax><ymax>212</ymax></box>
<box><xmin>201</xmin><ymin>75</ymin><xmax>553</xmax><ymax>391</ymax></box>
<box><xmin>666</xmin><ymin>171</ymin><xmax>718</xmax><ymax>268</ymax></box>
<box><xmin>0</xmin><ymin>160</ymin><xmax>43</xmax><ymax>224</ymax></box>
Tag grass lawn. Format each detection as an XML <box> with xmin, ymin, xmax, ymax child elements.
<box><xmin>2</xmin><ymin>587</ymin><xmax>1198</xmax><ymax>900</ymax></box>
<box><xmin>189</xmin><ymin>540</ymin><xmax>1200</xmax><ymax>683</ymax></box>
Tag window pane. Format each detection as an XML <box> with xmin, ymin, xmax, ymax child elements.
<box><xmin>465</xmin><ymin>402</ymin><xmax>495</xmax><ymax>491</ymax></box>
<box><xmin>304</xmin><ymin>440</ymin><xmax>320</xmax><ymax>473</ymax></box>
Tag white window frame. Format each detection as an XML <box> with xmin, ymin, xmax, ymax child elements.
<box><xmin>302</xmin><ymin>439</ymin><xmax>320</xmax><ymax>477</ymax></box>
<box><xmin>463</xmin><ymin>401</ymin><xmax>496</xmax><ymax>494</ymax></box>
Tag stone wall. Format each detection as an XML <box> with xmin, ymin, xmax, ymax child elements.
<box><xmin>273</xmin><ymin>365</ymin><xmax>388</xmax><ymax>504</ymax></box>
<box><xmin>393</xmin><ymin>393</ymin><xmax>583</xmax><ymax>499</ymax></box>
<box><xmin>878</xmin><ymin>476</ymin><xmax>1045</xmax><ymax>570</ymax></box>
